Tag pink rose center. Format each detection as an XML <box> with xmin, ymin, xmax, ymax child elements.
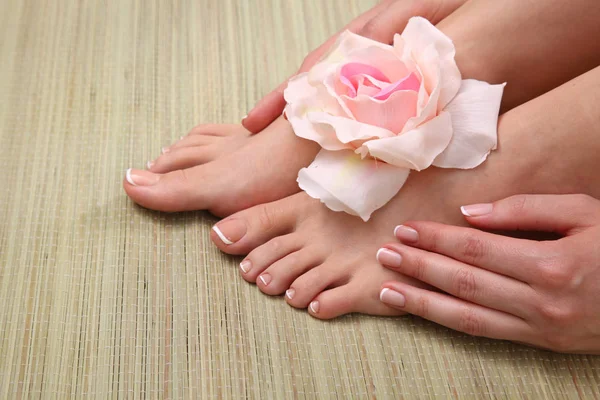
<box><xmin>339</xmin><ymin>62</ymin><xmax>420</xmax><ymax>100</ymax></box>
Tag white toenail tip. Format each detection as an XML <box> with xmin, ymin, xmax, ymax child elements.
<box><xmin>285</xmin><ymin>290</ymin><xmax>293</xmax><ymax>299</ymax></box>
<box><xmin>380</xmin><ymin>288</ymin><xmax>390</xmax><ymax>302</ymax></box>
<box><xmin>309</xmin><ymin>302</ymin><xmax>318</xmax><ymax>314</ymax></box>
<box><xmin>239</xmin><ymin>262</ymin><xmax>249</xmax><ymax>273</ymax></box>
<box><xmin>125</xmin><ymin>168</ymin><xmax>136</xmax><ymax>186</ymax></box>
<box><xmin>146</xmin><ymin>161</ymin><xmax>153</xmax><ymax>170</ymax></box>
<box><xmin>259</xmin><ymin>276</ymin><xmax>267</xmax><ymax>285</ymax></box>
<box><xmin>212</xmin><ymin>226</ymin><xmax>233</xmax><ymax>245</ymax></box>
<box><xmin>161</xmin><ymin>147</ymin><xmax>169</xmax><ymax>154</ymax></box>
<box><xmin>242</xmin><ymin>114</ymin><xmax>248</xmax><ymax>120</ymax></box>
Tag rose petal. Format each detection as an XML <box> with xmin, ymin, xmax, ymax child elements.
<box><xmin>307</xmin><ymin>111</ymin><xmax>395</xmax><ymax>145</ymax></box>
<box><xmin>361</xmin><ymin>111</ymin><xmax>453</xmax><ymax>170</ymax></box>
<box><xmin>372</xmin><ymin>72</ymin><xmax>420</xmax><ymax>100</ymax></box>
<box><xmin>397</xmin><ymin>17</ymin><xmax>461</xmax><ymax>110</ymax></box>
<box><xmin>346</xmin><ymin>46</ymin><xmax>410</xmax><ymax>82</ymax></box>
<box><xmin>342</xmin><ymin>90</ymin><xmax>418</xmax><ymax>133</ymax></box>
<box><xmin>297</xmin><ymin>149</ymin><xmax>410</xmax><ymax>221</ymax></box>
<box><xmin>434</xmin><ymin>80</ymin><xmax>506</xmax><ymax>169</ymax></box>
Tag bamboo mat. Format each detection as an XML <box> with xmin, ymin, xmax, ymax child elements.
<box><xmin>0</xmin><ymin>0</ymin><xmax>599</xmax><ymax>398</ymax></box>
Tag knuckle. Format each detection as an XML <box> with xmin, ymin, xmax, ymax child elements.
<box><xmin>451</xmin><ymin>268</ymin><xmax>478</xmax><ymax>301</ymax></box>
<box><xmin>457</xmin><ymin>308</ymin><xmax>486</xmax><ymax>337</ymax></box>
<box><xmin>508</xmin><ymin>194</ymin><xmax>530</xmax><ymax>217</ymax></box>
<box><xmin>459</xmin><ymin>234</ymin><xmax>487</xmax><ymax>265</ymax></box>
<box><xmin>415</xmin><ymin>296</ymin><xmax>430</xmax><ymax>319</ymax></box>
<box><xmin>535</xmin><ymin>254</ymin><xmax>573</xmax><ymax>289</ymax></box>
<box><xmin>537</xmin><ymin>302</ymin><xmax>576</xmax><ymax>326</ymax></box>
<box><xmin>408</xmin><ymin>253</ymin><xmax>428</xmax><ymax>281</ymax></box>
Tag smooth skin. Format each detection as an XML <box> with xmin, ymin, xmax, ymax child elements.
<box><xmin>379</xmin><ymin>194</ymin><xmax>600</xmax><ymax>354</ymax></box>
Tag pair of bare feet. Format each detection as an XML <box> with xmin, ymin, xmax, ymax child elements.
<box><xmin>123</xmin><ymin>62</ymin><xmax>600</xmax><ymax>319</ymax></box>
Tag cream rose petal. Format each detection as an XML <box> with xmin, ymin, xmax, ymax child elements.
<box><xmin>307</xmin><ymin>111</ymin><xmax>395</xmax><ymax>144</ymax></box>
<box><xmin>361</xmin><ymin>111</ymin><xmax>453</xmax><ymax>170</ymax></box>
<box><xmin>297</xmin><ymin>149</ymin><xmax>410</xmax><ymax>221</ymax></box>
<box><xmin>433</xmin><ymin>79</ymin><xmax>506</xmax><ymax>169</ymax></box>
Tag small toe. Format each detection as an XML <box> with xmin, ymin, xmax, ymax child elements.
<box><xmin>210</xmin><ymin>196</ymin><xmax>301</xmax><ymax>255</ymax></box>
<box><xmin>285</xmin><ymin>261</ymin><xmax>346</xmax><ymax>309</ymax></box>
<box><xmin>188</xmin><ymin>123</ymin><xmax>248</xmax><ymax>137</ymax></box>
<box><xmin>256</xmin><ymin>247</ymin><xmax>324</xmax><ymax>295</ymax></box>
<box><xmin>239</xmin><ymin>234</ymin><xmax>301</xmax><ymax>282</ymax></box>
<box><xmin>150</xmin><ymin>146</ymin><xmax>219</xmax><ymax>173</ymax></box>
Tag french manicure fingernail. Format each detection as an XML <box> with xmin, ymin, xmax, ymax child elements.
<box><xmin>309</xmin><ymin>301</ymin><xmax>320</xmax><ymax>314</ymax></box>
<box><xmin>212</xmin><ymin>219</ymin><xmax>247</xmax><ymax>245</ymax></box>
<box><xmin>394</xmin><ymin>225</ymin><xmax>419</xmax><ymax>242</ymax></box>
<box><xmin>259</xmin><ymin>273</ymin><xmax>271</xmax><ymax>286</ymax></box>
<box><xmin>376</xmin><ymin>248</ymin><xmax>402</xmax><ymax>268</ymax></box>
<box><xmin>286</xmin><ymin>288</ymin><xmax>295</xmax><ymax>300</ymax></box>
<box><xmin>239</xmin><ymin>260</ymin><xmax>252</xmax><ymax>273</ymax></box>
<box><xmin>380</xmin><ymin>288</ymin><xmax>406</xmax><ymax>307</ymax></box>
<box><xmin>460</xmin><ymin>203</ymin><xmax>493</xmax><ymax>217</ymax></box>
<box><xmin>146</xmin><ymin>160</ymin><xmax>154</xmax><ymax>169</ymax></box>
<box><xmin>125</xmin><ymin>168</ymin><xmax>160</xmax><ymax>186</ymax></box>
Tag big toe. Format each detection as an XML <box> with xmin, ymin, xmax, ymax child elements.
<box><xmin>210</xmin><ymin>194</ymin><xmax>308</xmax><ymax>256</ymax></box>
<box><xmin>123</xmin><ymin>166</ymin><xmax>224</xmax><ymax>213</ymax></box>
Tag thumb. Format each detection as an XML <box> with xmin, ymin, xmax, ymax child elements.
<box><xmin>460</xmin><ymin>194</ymin><xmax>600</xmax><ymax>235</ymax></box>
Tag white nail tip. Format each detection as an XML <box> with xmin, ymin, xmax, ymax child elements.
<box><xmin>146</xmin><ymin>161</ymin><xmax>153</xmax><ymax>170</ymax></box>
<box><xmin>393</xmin><ymin>225</ymin><xmax>401</xmax><ymax>236</ymax></box>
<box><xmin>460</xmin><ymin>206</ymin><xmax>471</xmax><ymax>217</ymax></box>
<box><xmin>309</xmin><ymin>302</ymin><xmax>318</xmax><ymax>314</ymax></box>
<box><xmin>259</xmin><ymin>275</ymin><xmax>267</xmax><ymax>285</ymax></box>
<box><xmin>212</xmin><ymin>226</ymin><xmax>233</xmax><ymax>245</ymax></box>
<box><xmin>239</xmin><ymin>262</ymin><xmax>249</xmax><ymax>273</ymax></box>
<box><xmin>285</xmin><ymin>290</ymin><xmax>294</xmax><ymax>299</ymax></box>
<box><xmin>242</xmin><ymin>114</ymin><xmax>248</xmax><ymax>120</ymax></box>
<box><xmin>379</xmin><ymin>288</ymin><xmax>390</xmax><ymax>302</ymax></box>
<box><xmin>125</xmin><ymin>168</ymin><xmax>137</xmax><ymax>186</ymax></box>
<box><xmin>376</xmin><ymin>248</ymin><xmax>386</xmax><ymax>262</ymax></box>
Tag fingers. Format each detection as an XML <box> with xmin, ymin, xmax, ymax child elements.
<box><xmin>461</xmin><ymin>194</ymin><xmax>600</xmax><ymax>235</ymax></box>
<box><xmin>379</xmin><ymin>281</ymin><xmax>533</xmax><ymax>342</ymax></box>
<box><xmin>392</xmin><ymin>223</ymin><xmax>552</xmax><ymax>284</ymax></box>
<box><xmin>377</xmin><ymin>245</ymin><xmax>536</xmax><ymax>317</ymax></box>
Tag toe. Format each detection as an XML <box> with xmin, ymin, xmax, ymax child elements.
<box><xmin>238</xmin><ymin>234</ymin><xmax>301</xmax><ymax>283</ymax></box>
<box><xmin>285</xmin><ymin>261</ymin><xmax>347</xmax><ymax>309</ymax></box>
<box><xmin>150</xmin><ymin>146</ymin><xmax>219</xmax><ymax>173</ymax></box>
<box><xmin>256</xmin><ymin>247</ymin><xmax>324</xmax><ymax>295</ymax></box>
<box><xmin>210</xmin><ymin>196</ymin><xmax>301</xmax><ymax>255</ymax></box>
<box><xmin>169</xmin><ymin>135</ymin><xmax>219</xmax><ymax>150</ymax></box>
<box><xmin>188</xmin><ymin>123</ymin><xmax>248</xmax><ymax>137</ymax></box>
<box><xmin>124</xmin><ymin>165</ymin><xmax>220</xmax><ymax>212</ymax></box>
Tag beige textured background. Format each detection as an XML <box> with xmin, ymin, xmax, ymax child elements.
<box><xmin>0</xmin><ymin>0</ymin><xmax>599</xmax><ymax>398</ymax></box>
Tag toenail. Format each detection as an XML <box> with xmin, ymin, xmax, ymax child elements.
<box><xmin>212</xmin><ymin>219</ymin><xmax>247</xmax><ymax>245</ymax></box>
<box><xmin>309</xmin><ymin>301</ymin><xmax>320</xmax><ymax>314</ymax></box>
<box><xmin>125</xmin><ymin>168</ymin><xmax>160</xmax><ymax>186</ymax></box>
<box><xmin>394</xmin><ymin>225</ymin><xmax>419</xmax><ymax>242</ymax></box>
<box><xmin>285</xmin><ymin>288</ymin><xmax>295</xmax><ymax>300</ymax></box>
<box><xmin>380</xmin><ymin>288</ymin><xmax>406</xmax><ymax>308</ymax></box>
<box><xmin>146</xmin><ymin>160</ymin><xmax>154</xmax><ymax>169</ymax></box>
<box><xmin>376</xmin><ymin>248</ymin><xmax>403</xmax><ymax>268</ymax></box>
<box><xmin>239</xmin><ymin>260</ymin><xmax>252</xmax><ymax>274</ymax></box>
<box><xmin>161</xmin><ymin>147</ymin><xmax>170</xmax><ymax>154</ymax></box>
<box><xmin>258</xmin><ymin>273</ymin><xmax>272</xmax><ymax>286</ymax></box>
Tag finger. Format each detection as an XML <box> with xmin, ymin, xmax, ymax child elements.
<box><xmin>393</xmin><ymin>222</ymin><xmax>553</xmax><ymax>284</ymax></box>
<box><xmin>242</xmin><ymin>0</ymin><xmax>395</xmax><ymax>134</ymax></box>
<box><xmin>379</xmin><ymin>281</ymin><xmax>534</xmax><ymax>342</ymax></box>
<box><xmin>377</xmin><ymin>244</ymin><xmax>535</xmax><ymax>318</ymax></box>
<box><xmin>460</xmin><ymin>194</ymin><xmax>600</xmax><ymax>235</ymax></box>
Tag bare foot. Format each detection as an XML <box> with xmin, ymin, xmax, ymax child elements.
<box><xmin>123</xmin><ymin>117</ymin><xmax>319</xmax><ymax>216</ymax></box>
<box><xmin>209</xmin><ymin>68</ymin><xmax>600</xmax><ymax>319</ymax></box>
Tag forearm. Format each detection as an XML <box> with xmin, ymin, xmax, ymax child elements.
<box><xmin>439</xmin><ymin>0</ymin><xmax>600</xmax><ymax>112</ymax></box>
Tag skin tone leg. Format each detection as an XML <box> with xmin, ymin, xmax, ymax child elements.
<box><xmin>122</xmin><ymin>0</ymin><xmax>600</xmax><ymax>216</ymax></box>
<box><xmin>209</xmin><ymin>66</ymin><xmax>600</xmax><ymax>319</ymax></box>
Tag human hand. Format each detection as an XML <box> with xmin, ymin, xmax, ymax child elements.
<box><xmin>377</xmin><ymin>194</ymin><xmax>600</xmax><ymax>354</ymax></box>
<box><xmin>241</xmin><ymin>0</ymin><xmax>467</xmax><ymax>134</ymax></box>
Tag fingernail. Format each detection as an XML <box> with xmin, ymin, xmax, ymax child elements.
<box><xmin>212</xmin><ymin>219</ymin><xmax>247</xmax><ymax>245</ymax></box>
<box><xmin>161</xmin><ymin>147</ymin><xmax>170</xmax><ymax>154</ymax></box>
<box><xmin>461</xmin><ymin>203</ymin><xmax>493</xmax><ymax>217</ymax></box>
<box><xmin>285</xmin><ymin>288</ymin><xmax>295</xmax><ymax>300</ymax></box>
<box><xmin>380</xmin><ymin>288</ymin><xmax>406</xmax><ymax>307</ymax></box>
<box><xmin>258</xmin><ymin>273</ymin><xmax>272</xmax><ymax>286</ymax></box>
<box><xmin>376</xmin><ymin>248</ymin><xmax>402</xmax><ymax>268</ymax></box>
<box><xmin>125</xmin><ymin>168</ymin><xmax>160</xmax><ymax>186</ymax></box>
<box><xmin>239</xmin><ymin>260</ymin><xmax>252</xmax><ymax>273</ymax></box>
<box><xmin>394</xmin><ymin>225</ymin><xmax>419</xmax><ymax>242</ymax></box>
<box><xmin>146</xmin><ymin>160</ymin><xmax>154</xmax><ymax>169</ymax></box>
<box><xmin>309</xmin><ymin>301</ymin><xmax>320</xmax><ymax>314</ymax></box>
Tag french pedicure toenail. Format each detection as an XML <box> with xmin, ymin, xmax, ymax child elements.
<box><xmin>146</xmin><ymin>160</ymin><xmax>154</xmax><ymax>169</ymax></box>
<box><xmin>285</xmin><ymin>288</ymin><xmax>295</xmax><ymax>300</ymax></box>
<box><xmin>309</xmin><ymin>301</ymin><xmax>320</xmax><ymax>314</ymax></box>
<box><xmin>394</xmin><ymin>225</ymin><xmax>419</xmax><ymax>242</ymax></box>
<box><xmin>376</xmin><ymin>248</ymin><xmax>403</xmax><ymax>268</ymax></box>
<box><xmin>239</xmin><ymin>260</ymin><xmax>252</xmax><ymax>274</ymax></box>
<box><xmin>212</xmin><ymin>219</ymin><xmax>247</xmax><ymax>245</ymax></box>
<box><xmin>258</xmin><ymin>273</ymin><xmax>272</xmax><ymax>286</ymax></box>
<box><xmin>125</xmin><ymin>168</ymin><xmax>160</xmax><ymax>186</ymax></box>
<box><xmin>161</xmin><ymin>147</ymin><xmax>170</xmax><ymax>154</ymax></box>
<box><xmin>380</xmin><ymin>288</ymin><xmax>406</xmax><ymax>308</ymax></box>
<box><xmin>460</xmin><ymin>203</ymin><xmax>493</xmax><ymax>217</ymax></box>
